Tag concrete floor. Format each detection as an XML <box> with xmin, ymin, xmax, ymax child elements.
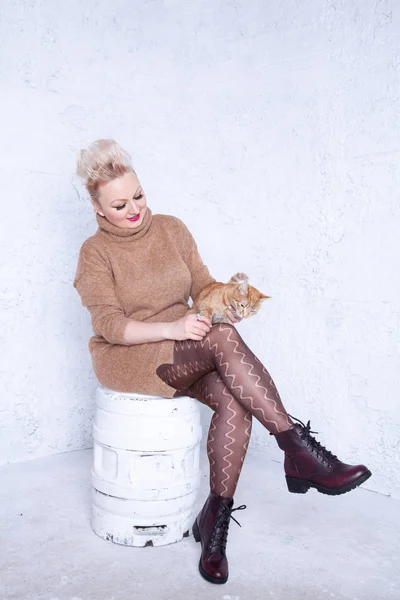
<box><xmin>0</xmin><ymin>448</ymin><xmax>398</xmax><ymax>600</ymax></box>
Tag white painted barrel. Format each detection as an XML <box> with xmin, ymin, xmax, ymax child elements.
<box><xmin>91</xmin><ymin>385</ymin><xmax>202</xmax><ymax>547</ymax></box>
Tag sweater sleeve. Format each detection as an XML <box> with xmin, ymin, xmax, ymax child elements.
<box><xmin>175</xmin><ymin>218</ymin><xmax>217</xmax><ymax>300</ymax></box>
<box><xmin>73</xmin><ymin>242</ymin><xmax>132</xmax><ymax>345</ymax></box>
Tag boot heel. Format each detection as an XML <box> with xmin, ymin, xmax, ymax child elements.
<box><xmin>192</xmin><ymin>519</ymin><xmax>201</xmax><ymax>542</ymax></box>
<box><xmin>286</xmin><ymin>476</ymin><xmax>310</xmax><ymax>494</ymax></box>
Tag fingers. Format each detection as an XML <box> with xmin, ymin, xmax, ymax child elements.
<box><xmin>188</xmin><ymin>314</ymin><xmax>211</xmax><ymax>340</ymax></box>
<box><xmin>195</xmin><ymin>315</ymin><xmax>212</xmax><ymax>327</ymax></box>
<box><xmin>193</xmin><ymin>324</ymin><xmax>210</xmax><ymax>337</ymax></box>
<box><xmin>191</xmin><ymin>314</ymin><xmax>211</xmax><ymax>330</ymax></box>
<box><xmin>188</xmin><ymin>324</ymin><xmax>207</xmax><ymax>341</ymax></box>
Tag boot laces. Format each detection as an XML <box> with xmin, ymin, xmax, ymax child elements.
<box><xmin>209</xmin><ymin>503</ymin><xmax>247</xmax><ymax>552</ymax></box>
<box><xmin>287</xmin><ymin>414</ymin><xmax>339</xmax><ymax>463</ymax></box>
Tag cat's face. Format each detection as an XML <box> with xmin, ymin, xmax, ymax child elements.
<box><xmin>230</xmin><ymin>287</ymin><xmax>269</xmax><ymax>319</ymax></box>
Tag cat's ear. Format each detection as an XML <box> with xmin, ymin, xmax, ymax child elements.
<box><xmin>259</xmin><ymin>294</ymin><xmax>271</xmax><ymax>302</ymax></box>
<box><xmin>228</xmin><ymin>272</ymin><xmax>249</xmax><ymax>284</ymax></box>
<box><xmin>228</xmin><ymin>272</ymin><xmax>249</xmax><ymax>295</ymax></box>
<box><xmin>238</xmin><ymin>280</ymin><xmax>248</xmax><ymax>296</ymax></box>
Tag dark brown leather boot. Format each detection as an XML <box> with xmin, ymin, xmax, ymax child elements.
<box><xmin>192</xmin><ymin>491</ymin><xmax>246</xmax><ymax>584</ymax></box>
<box><xmin>272</xmin><ymin>415</ymin><xmax>372</xmax><ymax>496</ymax></box>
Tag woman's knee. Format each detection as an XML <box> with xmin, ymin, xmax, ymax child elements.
<box><xmin>215</xmin><ymin>398</ymin><xmax>252</xmax><ymax>439</ymax></box>
<box><xmin>213</xmin><ymin>387</ymin><xmax>252</xmax><ymax>421</ymax></box>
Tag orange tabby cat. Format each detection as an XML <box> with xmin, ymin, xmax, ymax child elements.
<box><xmin>188</xmin><ymin>272</ymin><xmax>270</xmax><ymax>325</ymax></box>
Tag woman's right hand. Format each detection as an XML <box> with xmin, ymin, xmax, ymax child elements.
<box><xmin>165</xmin><ymin>313</ymin><xmax>212</xmax><ymax>341</ymax></box>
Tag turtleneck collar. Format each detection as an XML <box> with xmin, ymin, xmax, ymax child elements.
<box><xmin>95</xmin><ymin>207</ymin><xmax>153</xmax><ymax>243</ymax></box>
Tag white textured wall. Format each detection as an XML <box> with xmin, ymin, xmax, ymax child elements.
<box><xmin>1</xmin><ymin>0</ymin><xmax>399</xmax><ymax>497</ymax></box>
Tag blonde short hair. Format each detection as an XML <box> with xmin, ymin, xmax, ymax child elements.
<box><xmin>76</xmin><ymin>139</ymin><xmax>135</xmax><ymax>202</ymax></box>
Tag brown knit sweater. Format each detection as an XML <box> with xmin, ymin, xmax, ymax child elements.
<box><xmin>73</xmin><ymin>207</ymin><xmax>216</xmax><ymax>398</ymax></box>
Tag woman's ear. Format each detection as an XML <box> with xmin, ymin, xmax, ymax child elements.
<box><xmin>92</xmin><ymin>201</ymin><xmax>104</xmax><ymax>217</ymax></box>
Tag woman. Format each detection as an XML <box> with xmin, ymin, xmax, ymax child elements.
<box><xmin>73</xmin><ymin>139</ymin><xmax>372</xmax><ymax>585</ymax></box>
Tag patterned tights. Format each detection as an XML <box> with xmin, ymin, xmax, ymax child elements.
<box><xmin>156</xmin><ymin>323</ymin><xmax>293</xmax><ymax>498</ymax></box>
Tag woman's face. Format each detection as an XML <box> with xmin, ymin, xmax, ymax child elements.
<box><xmin>94</xmin><ymin>170</ymin><xmax>147</xmax><ymax>229</ymax></box>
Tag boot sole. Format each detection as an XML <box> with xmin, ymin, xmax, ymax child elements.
<box><xmin>286</xmin><ymin>470</ymin><xmax>372</xmax><ymax>496</ymax></box>
<box><xmin>192</xmin><ymin>520</ymin><xmax>228</xmax><ymax>584</ymax></box>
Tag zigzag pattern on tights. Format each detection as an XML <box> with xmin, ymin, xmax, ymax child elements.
<box><xmin>163</xmin><ymin>323</ymin><xmax>291</xmax><ymax>432</ymax></box>
<box><xmin>242</xmin><ymin>411</ymin><xmax>252</xmax><ymax>466</ymax></box>
<box><xmin>197</xmin><ymin>377</ymin><xmax>218</xmax><ymax>492</ymax></box>
<box><xmin>159</xmin><ymin>340</ymin><xmax>212</xmax><ymax>387</ymax></box>
<box><xmin>157</xmin><ymin>324</ymin><xmax>291</xmax><ymax>434</ymax></box>
<box><xmin>197</xmin><ymin>372</ymin><xmax>252</xmax><ymax>498</ymax></box>
<box><xmin>220</xmin><ymin>380</ymin><xmax>252</xmax><ymax>488</ymax></box>
<box><xmin>219</xmin><ymin>385</ymin><xmax>238</xmax><ymax>496</ymax></box>
<box><xmin>206</xmin><ymin>325</ymin><xmax>291</xmax><ymax>432</ymax></box>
